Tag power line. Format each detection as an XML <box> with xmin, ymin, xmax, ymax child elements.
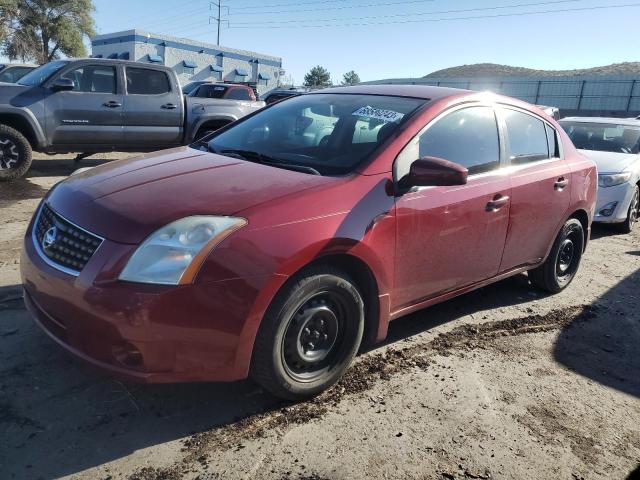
<box><xmin>228</xmin><ymin>0</ymin><xmax>423</xmax><ymax>11</ymax></box>
<box><xmin>228</xmin><ymin>1</ymin><xmax>640</xmax><ymax>28</ymax></box>
<box><xmin>231</xmin><ymin>0</ymin><xmax>584</xmax><ymax>25</ymax></box>
<box><xmin>227</xmin><ymin>0</ymin><xmax>439</xmax><ymax>16</ymax></box>
<box><xmin>114</xmin><ymin>0</ymin><xmax>205</xmax><ymax>27</ymax></box>
<box><xmin>136</xmin><ymin>7</ymin><xmax>209</xmax><ymax>31</ymax></box>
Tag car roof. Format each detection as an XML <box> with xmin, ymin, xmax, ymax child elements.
<box><xmin>267</xmin><ymin>89</ymin><xmax>302</xmax><ymax>95</ymax></box>
<box><xmin>1</xmin><ymin>63</ymin><xmax>38</xmax><ymax>68</ymax></box>
<box><xmin>66</xmin><ymin>58</ymin><xmax>173</xmax><ymax>70</ymax></box>
<box><xmin>314</xmin><ymin>84</ymin><xmax>471</xmax><ymax>101</ymax></box>
<box><xmin>560</xmin><ymin>117</ymin><xmax>640</xmax><ymax>127</ymax></box>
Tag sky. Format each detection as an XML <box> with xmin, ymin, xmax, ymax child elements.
<box><xmin>88</xmin><ymin>0</ymin><xmax>639</xmax><ymax>84</ymax></box>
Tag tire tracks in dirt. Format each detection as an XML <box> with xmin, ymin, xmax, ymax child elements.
<box><xmin>127</xmin><ymin>304</ymin><xmax>598</xmax><ymax>479</ymax></box>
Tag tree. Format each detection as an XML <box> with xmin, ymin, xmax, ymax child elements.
<box><xmin>1</xmin><ymin>0</ymin><xmax>95</xmax><ymax>64</ymax></box>
<box><xmin>303</xmin><ymin>65</ymin><xmax>331</xmax><ymax>88</ymax></box>
<box><xmin>0</xmin><ymin>0</ymin><xmax>18</xmax><ymax>43</ymax></box>
<box><xmin>341</xmin><ymin>70</ymin><xmax>360</xmax><ymax>86</ymax></box>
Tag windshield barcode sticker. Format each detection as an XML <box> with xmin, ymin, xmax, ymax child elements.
<box><xmin>352</xmin><ymin>106</ymin><xmax>404</xmax><ymax>123</ymax></box>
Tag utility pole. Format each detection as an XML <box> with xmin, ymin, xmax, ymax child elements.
<box><xmin>210</xmin><ymin>1</ymin><xmax>229</xmax><ymax>46</ymax></box>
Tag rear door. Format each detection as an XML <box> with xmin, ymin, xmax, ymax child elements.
<box><xmin>45</xmin><ymin>63</ymin><xmax>124</xmax><ymax>147</ymax></box>
<box><xmin>393</xmin><ymin>104</ymin><xmax>511</xmax><ymax>310</ymax></box>
<box><xmin>122</xmin><ymin>66</ymin><xmax>184</xmax><ymax>148</ymax></box>
<box><xmin>497</xmin><ymin>107</ymin><xmax>571</xmax><ymax>270</ymax></box>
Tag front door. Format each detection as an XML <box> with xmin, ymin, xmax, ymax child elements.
<box><xmin>122</xmin><ymin>66</ymin><xmax>183</xmax><ymax>148</ymax></box>
<box><xmin>393</xmin><ymin>105</ymin><xmax>511</xmax><ymax>311</ymax></box>
<box><xmin>497</xmin><ymin>107</ymin><xmax>572</xmax><ymax>270</ymax></box>
<box><xmin>45</xmin><ymin>63</ymin><xmax>123</xmax><ymax>147</ymax></box>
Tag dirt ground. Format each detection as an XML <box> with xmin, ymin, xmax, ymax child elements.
<box><xmin>1</xmin><ymin>154</ymin><xmax>639</xmax><ymax>480</ymax></box>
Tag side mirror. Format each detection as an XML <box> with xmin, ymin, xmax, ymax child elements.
<box><xmin>51</xmin><ymin>77</ymin><xmax>75</xmax><ymax>92</ymax></box>
<box><xmin>399</xmin><ymin>156</ymin><xmax>468</xmax><ymax>189</ymax></box>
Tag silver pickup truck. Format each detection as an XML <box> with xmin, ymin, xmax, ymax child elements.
<box><xmin>0</xmin><ymin>58</ymin><xmax>265</xmax><ymax>180</ymax></box>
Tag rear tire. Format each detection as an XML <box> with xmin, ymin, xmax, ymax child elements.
<box><xmin>0</xmin><ymin>124</ymin><xmax>32</xmax><ymax>181</ymax></box>
<box><xmin>528</xmin><ymin>218</ymin><xmax>584</xmax><ymax>293</ymax></box>
<box><xmin>616</xmin><ymin>185</ymin><xmax>639</xmax><ymax>234</ymax></box>
<box><xmin>250</xmin><ymin>266</ymin><xmax>364</xmax><ymax>401</ymax></box>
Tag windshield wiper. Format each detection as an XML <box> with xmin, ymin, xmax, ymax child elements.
<box><xmin>266</xmin><ymin>163</ymin><xmax>320</xmax><ymax>175</ymax></box>
<box><xmin>219</xmin><ymin>149</ymin><xmax>321</xmax><ymax>175</ymax></box>
<box><xmin>219</xmin><ymin>149</ymin><xmax>271</xmax><ymax>162</ymax></box>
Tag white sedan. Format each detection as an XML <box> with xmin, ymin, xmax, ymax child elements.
<box><xmin>560</xmin><ymin>117</ymin><xmax>640</xmax><ymax>233</ymax></box>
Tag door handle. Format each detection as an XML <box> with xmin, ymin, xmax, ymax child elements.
<box><xmin>161</xmin><ymin>103</ymin><xmax>177</xmax><ymax>109</ymax></box>
<box><xmin>103</xmin><ymin>101</ymin><xmax>122</xmax><ymax>108</ymax></box>
<box><xmin>554</xmin><ymin>177</ymin><xmax>569</xmax><ymax>190</ymax></box>
<box><xmin>486</xmin><ymin>194</ymin><xmax>510</xmax><ymax>212</ymax></box>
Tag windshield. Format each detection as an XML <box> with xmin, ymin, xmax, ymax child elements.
<box><xmin>202</xmin><ymin>93</ymin><xmax>426</xmax><ymax>175</ymax></box>
<box><xmin>561</xmin><ymin>121</ymin><xmax>640</xmax><ymax>154</ymax></box>
<box><xmin>18</xmin><ymin>60</ymin><xmax>69</xmax><ymax>86</ymax></box>
<box><xmin>182</xmin><ymin>82</ymin><xmax>203</xmax><ymax>95</ymax></box>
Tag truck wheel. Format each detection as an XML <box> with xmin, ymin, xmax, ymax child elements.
<box><xmin>0</xmin><ymin>124</ymin><xmax>33</xmax><ymax>181</ymax></box>
<box><xmin>528</xmin><ymin>218</ymin><xmax>584</xmax><ymax>293</ymax></box>
<box><xmin>250</xmin><ymin>266</ymin><xmax>364</xmax><ymax>401</ymax></box>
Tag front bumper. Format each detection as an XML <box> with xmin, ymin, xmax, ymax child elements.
<box><xmin>594</xmin><ymin>181</ymin><xmax>636</xmax><ymax>224</ymax></box>
<box><xmin>21</xmin><ymin>218</ymin><xmax>273</xmax><ymax>383</ymax></box>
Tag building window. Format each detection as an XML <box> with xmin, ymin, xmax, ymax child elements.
<box><xmin>258</xmin><ymin>72</ymin><xmax>271</xmax><ymax>86</ymax></box>
<box><xmin>211</xmin><ymin>64</ymin><xmax>223</xmax><ymax>82</ymax></box>
<box><xmin>234</xmin><ymin>68</ymin><xmax>248</xmax><ymax>83</ymax></box>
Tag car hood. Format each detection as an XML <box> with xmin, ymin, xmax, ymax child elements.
<box><xmin>0</xmin><ymin>82</ymin><xmax>30</xmax><ymax>102</ymax></box>
<box><xmin>577</xmin><ymin>149</ymin><xmax>639</xmax><ymax>173</ymax></box>
<box><xmin>47</xmin><ymin>147</ymin><xmax>336</xmax><ymax>244</ymax></box>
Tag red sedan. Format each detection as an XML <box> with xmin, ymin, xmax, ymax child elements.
<box><xmin>21</xmin><ymin>85</ymin><xmax>597</xmax><ymax>400</ymax></box>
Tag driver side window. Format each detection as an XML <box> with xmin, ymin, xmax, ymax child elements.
<box><xmin>396</xmin><ymin>106</ymin><xmax>501</xmax><ymax>181</ymax></box>
<box><xmin>60</xmin><ymin>65</ymin><xmax>116</xmax><ymax>94</ymax></box>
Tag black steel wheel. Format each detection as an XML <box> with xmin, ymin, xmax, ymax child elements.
<box><xmin>0</xmin><ymin>124</ymin><xmax>32</xmax><ymax>181</ymax></box>
<box><xmin>251</xmin><ymin>266</ymin><xmax>364</xmax><ymax>400</ymax></box>
<box><xmin>529</xmin><ymin>218</ymin><xmax>584</xmax><ymax>293</ymax></box>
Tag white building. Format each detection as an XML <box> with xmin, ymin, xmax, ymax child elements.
<box><xmin>91</xmin><ymin>29</ymin><xmax>283</xmax><ymax>95</ymax></box>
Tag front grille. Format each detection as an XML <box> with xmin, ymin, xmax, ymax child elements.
<box><xmin>34</xmin><ymin>204</ymin><xmax>103</xmax><ymax>274</ymax></box>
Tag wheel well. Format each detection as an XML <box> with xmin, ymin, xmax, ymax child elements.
<box><xmin>308</xmin><ymin>254</ymin><xmax>380</xmax><ymax>347</ymax></box>
<box><xmin>0</xmin><ymin>114</ymin><xmax>37</xmax><ymax>147</ymax></box>
<box><xmin>197</xmin><ymin>120</ymin><xmax>231</xmax><ymax>135</ymax></box>
<box><xmin>569</xmin><ymin>209</ymin><xmax>589</xmax><ymax>250</ymax></box>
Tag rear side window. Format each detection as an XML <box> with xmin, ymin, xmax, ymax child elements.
<box><xmin>126</xmin><ymin>68</ymin><xmax>171</xmax><ymax>95</ymax></box>
<box><xmin>196</xmin><ymin>85</ymin><xmax>227</xmax><ymax>99</ymax></box>
<box><xmin>61</xmin><ymin>65</ymin><xmax>116</xmax><ymax>94</ymax></box>
<box><xmin>502</xmin><ymin>109</ymin><xmax>549</xmax><ymax>164</ymax></box>
<box><xmin>226</xmin><ymin>88</ymin><xmax>252</xmax><ymax>100</ymax></box>
<box><xmin>546</xmin><ymin>124</ymin><xmax>559</xmax><ymax>158</ymax></box>
<box><xmin>414</xmin><ymin>106</ymin><xmax>501</xmax><ymax>176</ymax></box>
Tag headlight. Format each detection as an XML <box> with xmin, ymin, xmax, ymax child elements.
<box><xmin>598</xmin><ymin>172</ymin><xmax>632</xmax><ymax>188</ymax></box>
<box><xmin>119</xmin><ymin>216</ymin><xmax>247</xmax><ymax>285</ymax></box>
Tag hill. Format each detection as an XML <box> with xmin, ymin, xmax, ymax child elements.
<box><xmin>424</xmin><ymin>62</ymin><xmax>640</xmax><ymax>78</ymax></box>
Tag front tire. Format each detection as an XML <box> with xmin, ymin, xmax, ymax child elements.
<box><xmin>617</xmin><ymin>185</ymin><xmax>639</xmax><ymax>234</ymax></box>
<box><xmin>528</xmin><ymin>218</ymin><xmax>584</xmax><ymax>293</ymax></box>
<box><xmin>0</xmin><ymin>124</ymin><xmax>32</xmax><ymax>181</ymax></box>
<box><xmin>251</xmin><ymin>266</ymin><xmax>364</xmax><ymax>401</ymax></box>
